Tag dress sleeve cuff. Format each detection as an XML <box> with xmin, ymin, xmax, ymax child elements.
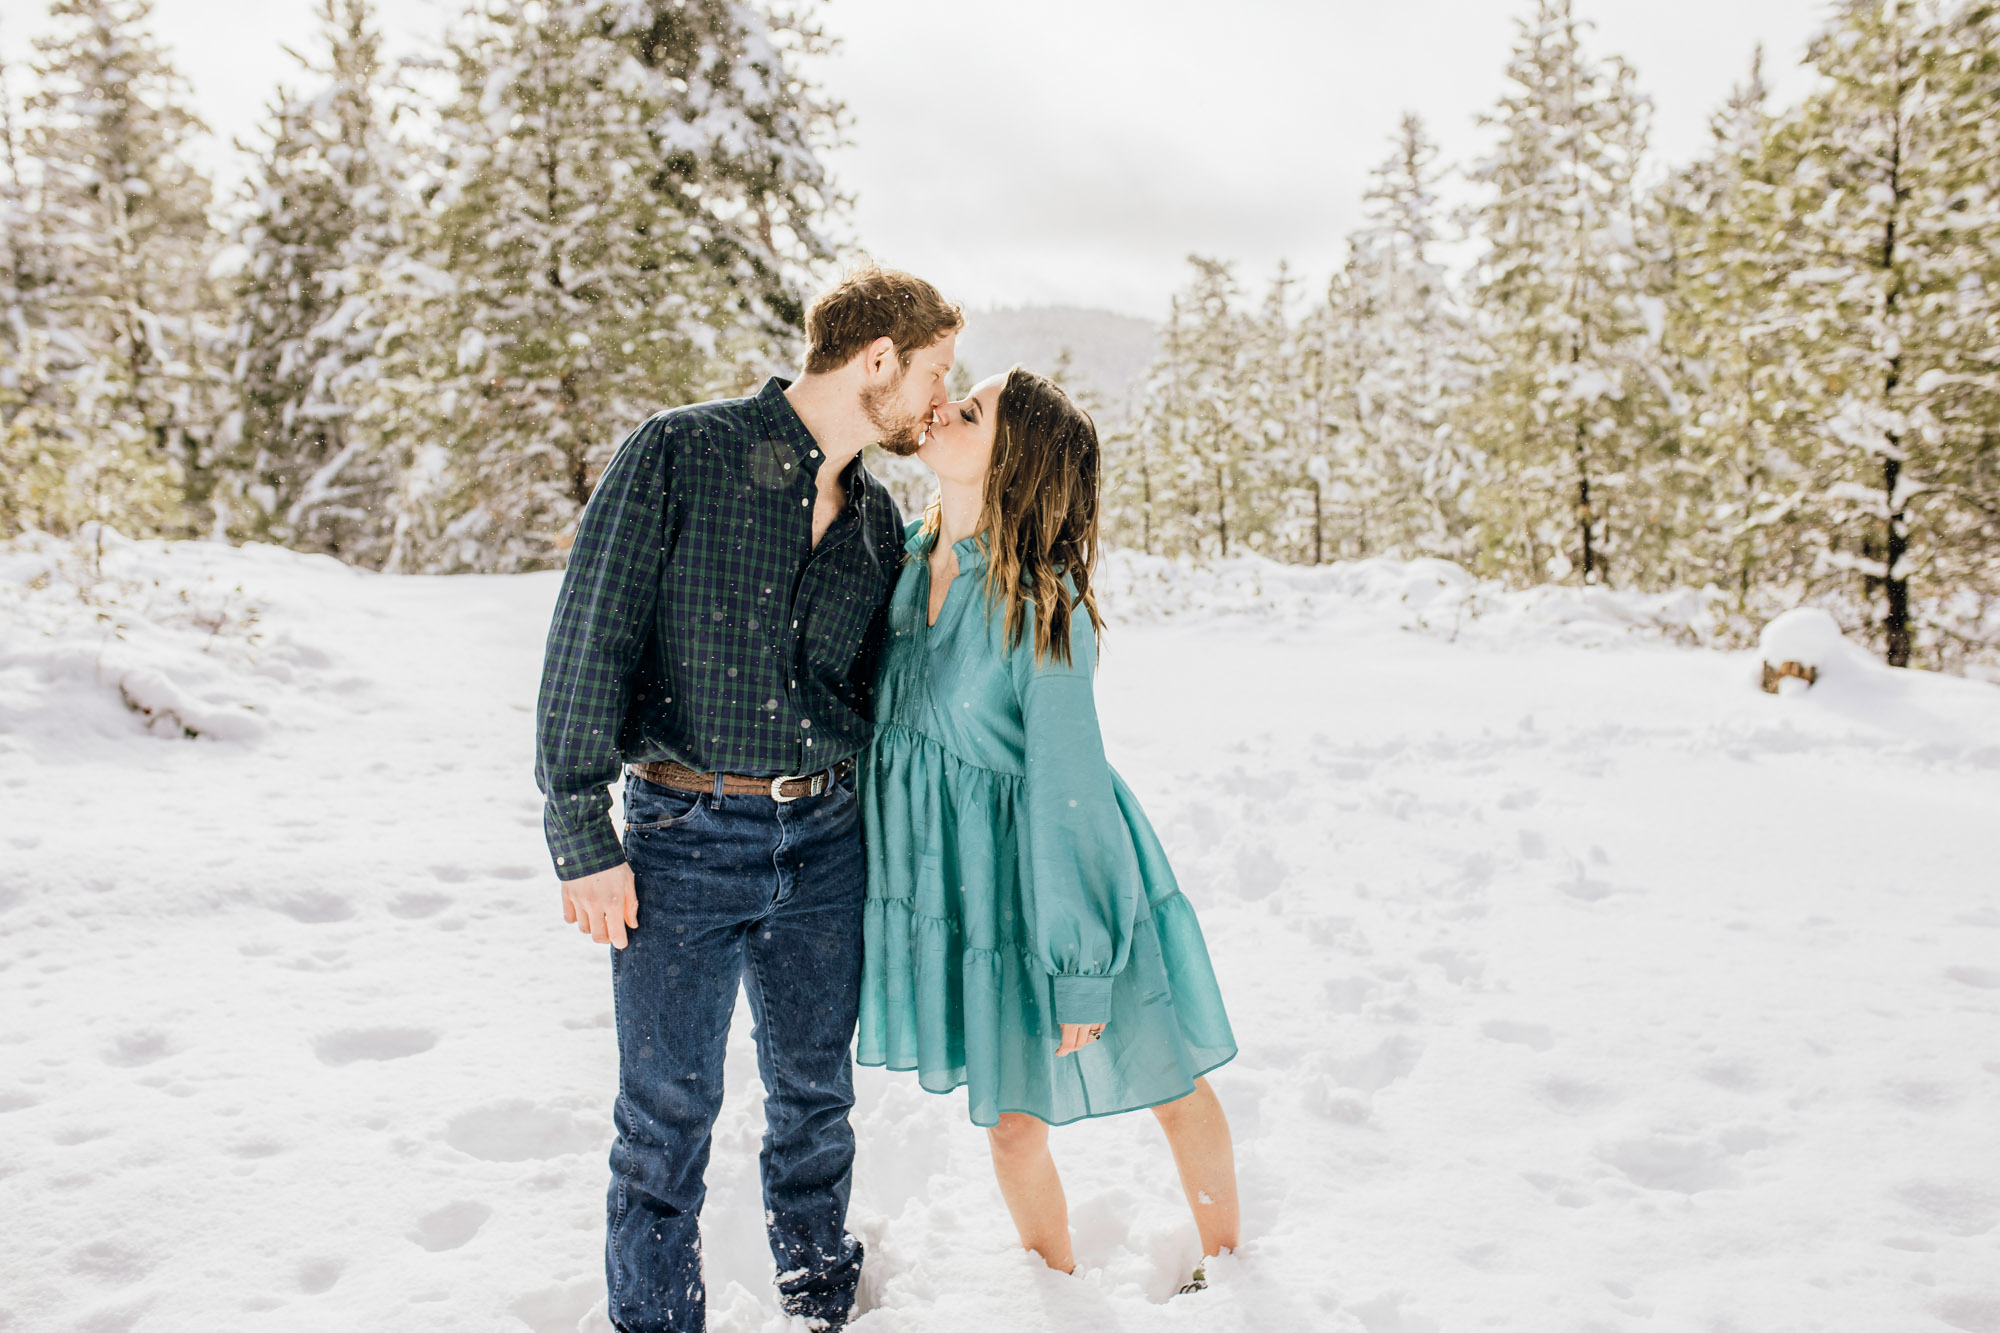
<box><xmin>1052</xmin><ymin>975</ymin><xmax>1114</xmax><ymax>1026</ymax></box>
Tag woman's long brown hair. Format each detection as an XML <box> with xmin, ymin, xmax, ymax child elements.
<box><xmin>925</xmin><ymin>366</ymin><xmax>1105</xmax><ymax>666</ymax></box>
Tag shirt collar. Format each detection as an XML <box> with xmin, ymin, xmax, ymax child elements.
<box><xmin>906</xmin><ymin>522</ymin><xmax>989</xmax><ymax>573</ymax></box>
<box><xmin>761</xmin><ymin>375</ymin><xmax>866</xmax><ymax>498</ymax></box>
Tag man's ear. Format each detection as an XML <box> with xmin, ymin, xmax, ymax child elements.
<box><xmin>861</xmin><ymin>335</ymin><xmax>898</xmax><ymax>380</ymax></box>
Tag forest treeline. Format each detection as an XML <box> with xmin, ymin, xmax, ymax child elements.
<box><xmin>1110</xmin><ymin>1</ymin><xmax>1999</xmax><ymax>671</ymax></box>
<box><xmin>2</xmin><ymin>0</ymin><xmax>1996</xmax><ymax>670</ymax></box>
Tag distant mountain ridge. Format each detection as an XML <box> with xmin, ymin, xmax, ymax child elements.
<box><xmin>953</xmin><ymin>305</ymin><xmax>1159</xmax><ymax>421</ymax></box>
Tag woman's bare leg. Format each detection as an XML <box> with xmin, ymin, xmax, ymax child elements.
<box><xmin>1151</xmin><ymin>1077</ymin><xmax>1240</xmax><ymax>1257</ymax></box>
<box><xmin>986</xmin><ymin>1112</ymin><xmax>1075</xmax><ymax>1273</ymax></box>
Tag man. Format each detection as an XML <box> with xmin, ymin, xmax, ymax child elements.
<box><xmin>535</xmin><ymin>264</ymin><xmax>962</xmax><ymax>1333</ymax></box>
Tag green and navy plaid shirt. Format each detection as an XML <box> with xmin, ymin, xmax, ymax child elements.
<box><xmin>535</xmin><ymin>377</ymin><xmax>906</xmax><ymax>880</ymax></box>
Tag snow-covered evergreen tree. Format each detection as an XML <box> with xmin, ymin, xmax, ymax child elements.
<box><xmin>1657</xmin><ymin>48</ymin><xmax>1817</xmax><ymax>627</ymax></box>
<box><xmin>1462</xmin><ymin>0</ymin><xmax>1675</xmax><ymax>587</ymax></box>
<box><xmin>225</xmin><ymin>0</ymin><xmax>406</xmax><ymax>563</ymax></box>
<box><xmin>23</xmin><ymin>0</ymin><xmax>223</xmax><ymax>537</ymax></box>
<box><xmin>1909</xmin><ymin>0</ymin><xmax>2000</xmax><ymax>669</ymax></box>
<box><xmin>1311</xmin><ymin>114</ymin><xmax>1481</xmax><ymax>563</ymax></box>
<box><xmin>1747</xmin><ymin>0</ymin><xmax>1995</xmax><ymax>667</ymax></box>
<box><xmin>1122</xmin><ymin>259</ymin><xmax>1259</xmax><ymax>559</ymax></box>
<box><xmin>596</xmin><ymin>0</ymin><xmax>840</xmax><ymax>338</ymax></box>
<box><xmin>0</xmin><ymin>35</ymin><xmax>81</xmax><ymax>537</ymax></box>
<box><xmin>398</xmin><ymin>0</ymin><xmax>838</xmax><ymax>573</ymax></box>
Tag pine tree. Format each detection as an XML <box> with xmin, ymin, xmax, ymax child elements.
<box><xmin>25</xmin><ymin>0</ymin><xmax>223</xmax><ymax>537</ymax></box>
<box><xmin>0</xmin><ymin>33</ymin><xmax>81</xmax><ymax>537</ymax></box>
<box><xmin>1913</xmin><ymin>0</ymin><xmax>2000</xmax><ymax>669</ymax></box>
<box><xmin>1312</xmin><ymin>114</ymin><xmax>1481</xmax><ymax>563</ymax></box>
<box><xmin>398</xmin><ymin>0</ymin><xmax>838</xmax><ymax>573</ymax></box>
<box><xmin>596</xmin><ymin>0</ymin><xmax>841</xmax><ymax>338</ymax></box>
<box><xmin>1658</xmin><ymin>49</ymin><xmax>1816</xmax><ymax>627</ymax></box>
<box><xmin>1462</xmin><ymin>0</ymin><xmax>1674</xmax><ymax>587</ymax></box>
<box><xmin>1244</xmin><ymin>264</ymin><xmax>1314</xmax><ymax>562</ymax></box>
<box><xmin>226</xmin><ymin>0</ymin><xmax>405</xmax><ymax>563</ymax></box>
<box><xmin>1751</xmin><ymin>0</ymin><xmax>1994</xmax><ymax>667</ymax></box>
<box><xmin>1124</xmin><ymin>258</ymin><xmax>1258</xmax><ymax>559</ymax></box>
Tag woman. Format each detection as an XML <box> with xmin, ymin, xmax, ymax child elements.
<box><xmin>856</xmin><ymin>367</ymin><xmax>1240</xmax><ymax>1287</ymax></box>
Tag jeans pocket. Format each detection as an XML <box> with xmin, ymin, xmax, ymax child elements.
<box><xmin>623</xmin><ymin>778</ymin><xmax>707</xmax><ymax>833</ymax></box>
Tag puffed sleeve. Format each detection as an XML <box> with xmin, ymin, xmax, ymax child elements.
<box><xmin>1010</xmin><ymin>597</ymin><xmax>1142</xmax><ymax>1026</ymax></box>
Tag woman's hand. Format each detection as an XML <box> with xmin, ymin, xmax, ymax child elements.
<box><xmin>1055</xmin><ymin>1022</ymin><xmax>1106</xmax><ymax>1058</ymax></box>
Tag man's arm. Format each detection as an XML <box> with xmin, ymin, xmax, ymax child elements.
<box><xmin>534</xmin><ymin>417</ymin><xmax>674</xmax><ymax>945</ymax></box>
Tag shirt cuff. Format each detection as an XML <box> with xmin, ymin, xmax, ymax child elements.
<box><xmin>1052</xmin><ymin>975</ymin><xmax>1114</xmax><ymax>1026</ymax></box>
<box><xmin>544</xmin><ymin>805</ymin><xmax>626</xmax><ymax>882</ymax></box>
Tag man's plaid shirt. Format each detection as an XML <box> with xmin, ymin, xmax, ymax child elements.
<box><xmin>534</xmin><ymin>377</ymin><xmax>906</xmax><ymax>881</ymax></box>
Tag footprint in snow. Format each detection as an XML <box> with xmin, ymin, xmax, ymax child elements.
<box><xmin>1348</xmin><ymin>1289</ymin><xmax>1440</xmax><ymax>1333</ymax></box>
<box><xmin>1934</xmin><ymin>1292</ymin><xmax>2000</xmax><ymax>1333</ymax></box>
<box><xmin>1697</xmin><ymin>1059</ymin><xmax>1766</xmax><ymax>1093</ymax></box>
<box><xmin>1233</xmin><ymin>845</ymin><xmax>1286</xmax><ymax>900</ymax></box>
<box><xmin>1890</xmin><ymin>1179</ymin><xmax>1999</xmax><ymax>1238</ymax></box>
<box><xmin>102</xmin><ymin>1030</ymin><xmax>172</xmax><ymax>1068</ymax></box>
<box><xmin>408</xmin><ymin>1201</ymin><xmax>492</xmax><ymax>1252</ymax></box>
<box><xmin>1945</xmin><ymin>965</ymin><xmax>2000</xmax><ymax>990</ymax></box>
<box><xmin>69</xmin><ymin>1239</ymin><xmax>153</xmax><ymax>1283</ymax></box>
<box><xmin>1420</xmin><ymin>946</ymin><xmax>1485</xmax><ymax>985</ymax></box>
<box><xmin>445</xmin><ymin>1100</ymin><xmax>599</xmax><ymax>1162</ymax></box>
<box><xmin>272</xmin><ymin>889</ymin><xmax>355</xmax><ymax>924</ymax></box>
<box><xmin>226</xmin><ymin>1139</ymin><xmax>285</xmax><ymax>1159</ymax></box>
<box><xmin>297</xmin><ymin>1258</ymin><xmax>342</xmax><ymax>1294</ymax></box>
<box><xmin>1320</xmin><ymin>1033</ymin><xmax>1424</xmax><ymax>1095</ymax></box>
<box><xmin>313</xmin><ymin>1027</ymin><xmax>438</xmax><ymax>1066</ymax></box>
<box><xmin>386</xmin><ymin>891</ymin><xmax>452</xmax><ymax>920</ymax></box>
<box><xmin>1557</xmin><ymin>869</ymin><xmax>1615</xmax><ymax>902</ymax></box>
<box><xmin>1479</xmin><ymin>1019</ymin><xmax>1554</xmax><ymax>1051</ymax></box>
<box><xmin>488</xmin><ymin>864</ymin><xmax>538</xmax><ymax>881</ymax></box>
<box><xmin>1597</xmin><ymin>1134</ymin><xmax>1742</xmax><ymax>1194</ymax></box>
<box><xmin>1536</xmin><ymin>1074</ymin><xmax>1618</xmax><ymax>1113</ymax></box>
<box><xmin>512</xmin><ymin>1276</ymin><xmax>602</xmax><ymax>1333</ymax></box>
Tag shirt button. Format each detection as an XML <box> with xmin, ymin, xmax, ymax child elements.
<box><xmin>556</xmin><ymin>856</ymin><xmax>566</xmax><ymax>866</ymax></box>
<box><xmin>801</xmin><ymin>497</ymin><xmax>810</xmax><ymax>507</ymax></box>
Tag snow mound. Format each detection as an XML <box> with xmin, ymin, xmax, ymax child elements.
<box><xmin>1758</xmin><ymin>607</ymin><xmax>1872</xmax><ymax>675</ymax></box>
<box><xmin>0</xmin><ymin>527</ymin><xmax>348</xmax><ymax>745</ymax></box>
<box><xmin>1099</xmin><ymin>549</ymin><xmax>1726</xmax><ymax>648</ymax></box>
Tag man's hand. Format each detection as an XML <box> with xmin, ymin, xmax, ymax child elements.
<box><xmin>561</xmin><ymin>863</ymin><xmax>638</xmax><ymax>949</ymax></box>
<box><xmin>1055</xmin><ymin>1022</ymin><xmax>1106</xmax><ymax>1058</ymax></box>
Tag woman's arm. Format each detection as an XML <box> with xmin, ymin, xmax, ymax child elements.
<box><xmin>1013</xmin><ymin>605</ymin><xmax>1141</xmax><ymax>1032</ymax></box>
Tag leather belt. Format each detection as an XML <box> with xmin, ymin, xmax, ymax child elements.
<box><xmin>629</xmin><ymin>757</ymin><xmax>853</xmax><ymax>803</ymax></box>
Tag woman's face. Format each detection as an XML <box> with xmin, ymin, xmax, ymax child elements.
<box><xmin>917</xmin><ymin>373</ymin><xmax>1005</xmax><ymax>487</ymax></box>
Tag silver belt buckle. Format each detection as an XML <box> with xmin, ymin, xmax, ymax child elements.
<box><xmin>770</xmin><ymin>770</ymin><xmax>826</xmax><ymax>803</ymax></box>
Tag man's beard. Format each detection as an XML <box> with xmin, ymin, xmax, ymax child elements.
<box><xmin>862</xmin><ymin>377</ymin><xmax>926</xmax><ymax>457</ymax></box>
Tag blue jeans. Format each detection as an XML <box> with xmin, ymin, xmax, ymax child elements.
<box><xmin>606</xmin><ymin>771</ymin><xmax>866</xmax><ymax>1333</ymax></box>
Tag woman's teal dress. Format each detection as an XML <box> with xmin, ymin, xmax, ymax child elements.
<box><xmin>856</xmin><ymin>526</ymin><xmax>1236</xmax><ymax>1127</ymax></box>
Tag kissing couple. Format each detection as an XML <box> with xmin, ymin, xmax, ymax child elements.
<box><xmin>534</xmin><ymin>264</ymin><xmax>1239</xmax><ymax>1332</ymax></box>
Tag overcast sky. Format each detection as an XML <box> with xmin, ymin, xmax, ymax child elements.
<box><xmin>0</xmin><ymin>0</ymin><xmax>1835</xmax><ymax>318</ymax></box>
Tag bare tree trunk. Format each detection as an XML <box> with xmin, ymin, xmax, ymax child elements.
<box><xmin>1883</xmin><ymin>455</ymin><xmax>1911</xmax><ymax>667</ymax></box>
<box><xmin>1312</xmin><ymin>478</ymin><xmax>1324</xmax><ymax>565</ymax></box>
<box><xmin>1876</xmin><ymin>13</ymin><xmax>1912</xmax><ymax>667</ymax></box>
<box><xmin>1575</xmin><ymin>422</ymin><xmax>1595</xmax><ymax>584</ymax></box>
<box><xmin>1215</xmin><ymin>461</ymin><xmax>1228</xmax><ymax>558</ymax></box>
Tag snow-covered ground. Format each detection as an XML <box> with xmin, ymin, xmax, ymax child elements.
<box><xmin>3</xmin><ymin>533</ymin><xmax>1998</xmax><ymax>1333</ymax></box>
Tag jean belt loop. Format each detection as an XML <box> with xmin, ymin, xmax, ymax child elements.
<box><xmin>711</xmin><ymin>769</ymin><xmax>725</xmax><ymax>805</ymax></box>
